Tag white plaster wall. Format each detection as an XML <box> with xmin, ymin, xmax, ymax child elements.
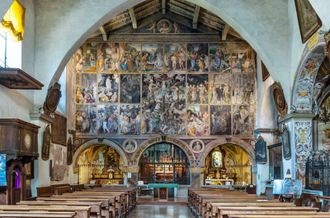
<box><xmin>0</xmin><ymin>0</ymin><xmax>35</xmax><ymax>121</ymax></box>
<box><xmin>310</xmin><ymin>0</ymin><xmax>330</xmax><ymax>30</ymax></box>
<box><xmin>256</xmin><ymin>55</ymin><xmax>274</xmax><ymax>129</ymax></box>
<box><xmin>66</xmin><ymin>57</ymin><xmax>75</xmax><ymax>130</ymax></box>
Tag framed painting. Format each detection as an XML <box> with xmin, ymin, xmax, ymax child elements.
<box><xmin>295</xmin><ymin>0</ymin><xmax>322</xmax><ymax>43</ymax></box>
<box><xmin>261</xmin><ymin>61</ymin><xmax>270</xmax><ymax>82</ymax></box>
<box><xmin>282</xmin><ymin>125</ymin><xmax>291</xmax><ymax>160</ymax></box>
<box><xmin>273</xmin><ymin>82</ymin><xmax>287</xmax><ymax>116</ymax></box>
<box><xmin>52</xmin><ymin>113</ymin><xmax>67</xmax><ymax>146</ymax></box>
<box><xmin>255</xmin><ymin>137</ymin><xmax>267</xmax><ymax>164</ymax></box>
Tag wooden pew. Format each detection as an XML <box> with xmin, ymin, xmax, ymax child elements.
<box><xmin>0</xmin><ymin>211</ymin><xmax>75</xmax><ymax>218</ymax></box>
<box><xmin>18</xmin><ymin>201</ymin><xmax>102</xmax><ymax>218</ymax></box>
<box><xmin>222</xmin><ymin>210</ymin><xmax>328</xmax><ymax>218</ymax></box>
<box><xmin>228</xmin><ymin>215</ymin><xmax>330</xmax><ymax>218</ymax></box>
<box><xmin>71</xmin><ymin>184</ymin><xmax>85</xmax><ymax>191</ymax></box>
<box><xmin>210</xmin><ymin>202</ymin><xmax>295</xmax><ymax>218</ymax></box>
<box><xmin>53</xmin><ymin>186</ymin><xmax>71</xmax><ymax>195</ymax></box>
<box><xmin>0</xmin><ymin>205</ymin><xmax>90</xmax><ymax>218</ymax></box>
<box><xmin>59</xmin><ymin>193</ymin><xmax>123</xmax><ymax>218</ymax></box>
<box><xmin>215</xmin><ymin>206</ymin><xmax>319</xmax><ymax>218</ymax></box>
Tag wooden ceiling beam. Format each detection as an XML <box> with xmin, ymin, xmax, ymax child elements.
<box><xmin>169</xmin><ymin>0</ymin><xmax>194</xmax><ymax>12</ymax></box>
<box><xmin>162</xmin><ymin>0</ymin><xmax>166</xmax><ymax>14</ymax></box>
<box><xmin>228</xmin><ymin>27</ymin><xmax>243</xmax><ymax>39</ymax></box>
<box><xmin>99</xmin><ymin>26</ymin><xmax>108</xmax><ymax>41</ymax></box>
<box><xmin>222</xmin><ymin>23</ymin><xmax>230</xmax><ymax>40</ymax></box>
<box><xmin>128</xmin><ymin>7</ymin><xmax>137</xmax><ymax>29</ymax></box>
<box><xmin>193</xmin><ymin>5</ymin><xmax>200</xmax><ymax>29</ymax></box>
<box><xmin>168</xmin><ymin>3</ymin><xmax>194</xmax><ymax>19</ymax></box>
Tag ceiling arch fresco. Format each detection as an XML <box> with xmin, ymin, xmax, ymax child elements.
<box><xmin>25</xmin><ymin>0</ymin><xmax>294</xmax><ymax>109</ymax></box>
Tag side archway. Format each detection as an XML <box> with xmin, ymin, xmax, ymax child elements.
<box><xmin>291</xmin><ymin>34</ymin><xmax>326</xmax><ymax>113</ymax></box>
<box><xmin>199</xmin><ymin>137</ymin><xmax>256</xmax><ymax>169</ymax></box>
<box><xmin>132</xmin><ymin>136</ymin><xmax>195</xmax><ymax>167</ymax></box>
<box><xmin>72</xmin><ymin>139</ymin><xmax>129</xmax><ymax>168</ymax></box>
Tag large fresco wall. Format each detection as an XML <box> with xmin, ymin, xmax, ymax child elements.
<box><xmin>74</xmin><ymin>42</ymin><xmax>256</xmax><ymax>137</ymax></box>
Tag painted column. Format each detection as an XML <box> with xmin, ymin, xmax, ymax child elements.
<box><xmin>279</xmin><ymin>113</ymin><xmax>315</xmax><ymax>182</ymax></box>
<box><xmin>29</xmin><ymin>113</ymin><xmax>54</xmax><ymax>197</ymax></box>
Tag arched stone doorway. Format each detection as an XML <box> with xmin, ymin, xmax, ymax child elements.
<box><xmin>72</xmin><ymin>139</ymin><xmax>129</xmax><ymax>184</ymax></box>
<box><xmin>131</xmin><ymin>136</ymin><xmax>195</xmax><ymax>168</ymax></box>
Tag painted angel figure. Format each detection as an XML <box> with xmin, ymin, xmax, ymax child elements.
<box><xmin>147</xmin><ymin>22</ymin><xmax>156</xmax><ymax>33</ymax></box>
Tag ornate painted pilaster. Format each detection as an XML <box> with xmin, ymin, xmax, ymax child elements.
<box><xmin>279</xmin><ymin>113</ymin><xmax>315</xmax><ymax>181</ymax></box>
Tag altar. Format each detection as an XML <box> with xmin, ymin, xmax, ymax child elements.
<box><xmin>205</xmin><ymin>178</ymin><xmax>234</xmax><ymax>186</ymax></box>
<box><xmin>147</xmin><ymin>184</ymin><xmax>180</xmax><ymax>201</ymax></box>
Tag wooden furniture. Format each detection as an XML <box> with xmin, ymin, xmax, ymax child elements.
<box><xmin>205</xmin><ymin>179</ymin><xmax>234</xmax><ymax>185</ymax></box>
<box><xmin>147</xmin><ymin>183</ymin><xmax>179</xmax><ymax>202</ymax></box>
<box><xmin>0</xmin><ymin>68</ymin><xmax>44</xmax><ymax>90</ymax></box>
<box><xmin>0</xmin><ymin>119</ymin><xmax>40</xmax><ymax>205</ymax></box>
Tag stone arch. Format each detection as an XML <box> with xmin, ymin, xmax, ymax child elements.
<box><xmin>291</xmin><ymin>34</ymin><xmax>326</xmax><ymax>113</ymax></box>
<box><xmin>199</xmin><ymin>137</ymin><xmax>256</xmax><ymax>169</ymax></box>
<box><xmin>132</xmin><ymin>136</ymin><xmax>195</xmax><ymax>167</ymax></box>
<box><xmin>72</xmin><ymin>139</ymin><xmax>129</xmax><ymax>168</ymax></box>
<box><xmin>27</xmin><ymin>0</ymin><xmax>293</xmax><ymax>107</ymax></box>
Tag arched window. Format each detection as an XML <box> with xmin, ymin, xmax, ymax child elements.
<box><xmin>139</xmin><ymin>143</ymin><xmax>190</xmax><ymax>185</ymax></box>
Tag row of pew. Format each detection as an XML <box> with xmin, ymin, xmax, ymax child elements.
<box><xmin>188</xmin><ymin>188</ymin><xmax>328</xmax><ymax>218</ymax></box>
<box><xmin>0</xmin><ymin>185</ymin><xmax>136</xmax><ymax>218</ymax></box>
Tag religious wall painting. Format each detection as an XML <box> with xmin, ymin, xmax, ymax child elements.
<box><xmin>210</xmin><ymin>105</ymin><xmax>231</xmax><ymax>135</ymax></box>
<box><xmin>282</xmin><ymin>125</ymin><xmax>291</xmax><ymax>160</ymax></box>
<box><xmin>187</xmin><ymin>105</ymin><xmax>209</xmax><ymax>136</ymax></box>
<box><xmin>52</xmin><ymin>113</ymin><xmax>67</xmax><ymax>146</ymax></box>
<box><xmin>98</xmin><ymin>74</ymin><xmax>119</xmax><ymax>103</ymax></box>
<box><xmin>75</xmin><ymin>73</ymin><xmax>97</xmax><ymax>104</ymax></box>
<box><xmin>97</xmin><ymin>105</ymin><xmax>119</xmax><ymax>134</ymax></box>
<box><xmin>50</xmin><ymin>144</ymin><xmax>67</xmax><ymax>182</ymax></box>
<box><xmin>187</xmin><ymin>43</ymin><xmax>208</xmax><ymax>73</ymax></box>
<box><xmin>209</xmin><ymin>74</ymin><xmax>231</xmax><ymax>104</ymax></box>
<box><xmin>232</xmin><ymin>43</ymin><xmax>254</xmax><ymax>73</ymax></box>
<box><xmin>75</xmin><ymin>105</ymin><xmax>97</xmax><ymax>134</ymax></box>
<box><xmin>210</xmin><ymin>43</ymin><xmax>231</xmax><ymax>73</ymax></box>
<box><xmin>123</xmin><ymin>139</ymin><xmax>137</xmax><ymax>153</ymax></box>
<box><xmin>142</xmin><ymin>43</ymin><xmax>164</xmax><ymax>72</ymax></box>
<box><xmin>295</xmin><ymin>0</ymin><xmax>322</xmax><ymax>43</ymax></box>
<box><xmin>187</xmin><ymin>74</ymin><xmax>208</xmax><ymax>104</ymax></box>
<box><xmin>232</xmin><ymin>74</ymin><xmax>255</xmax><ymax>104</ymax></box>
<box><xmin>119</xmin><ymin>43</ymin><xmax>141</xmax><ymax>72</ymax></box>
<box><xmin>142</xmin><ymin>74</ymin><xmax>186</xmax><ymax>135</ymax></box>
<box><xmin>76</xmin><ymin>43</ymin><xmax>97</xmax><ymax>72</ymax></box>
<box><xmin>97</xmin><ymin>43</ymin><xmax>120</xmax><ymax>72</ymax></box>
<box><xmin>255</xmin><ymin>137</ymin><xmax>267</xmax><ymax>164</ymax></box>
<box><xmin>119</xmin><ymin>105</ymin><xmax>141</xmax><ymax>135</ymax></box>
<box><xmin>190</xmin><ymin>139</ymin><xmax>204</xmax><ymax>153</ymax></box>
<box><xmin>273</xmin><ymin>82</ymin><xmax>288</xmax><ymax>116</ymax></box>
<box><xmin>120</xmin><ymin>74</ymin><xmax>141</xmax><ymax>103</ymax></box>
<box><xmin>164</xmin><ymin>43</ymin><xmax>186</xmax><ymax>73</ymax></box>
<box><xmin>233</xmin><ymin>105</ymin><xmax>254</xmax><ymax>135</ymax></box>
<box><xmin>42</xmin><ymin>125</ymin><xmax>51</xmax><ymax>160</ymax></box>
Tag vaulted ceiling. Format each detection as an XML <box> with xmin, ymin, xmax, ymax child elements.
<box><xmin>89</xmin><ymin>0</ymin><xmax>243</xmax><ymax>41</ymax></box>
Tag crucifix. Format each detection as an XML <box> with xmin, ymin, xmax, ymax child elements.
<box><xmin>155</xmin><ymin>74</ymin><xmax>173</xmax><ymax>112</ymax></box>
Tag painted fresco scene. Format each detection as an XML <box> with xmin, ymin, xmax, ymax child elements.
<box><xmin>187</xmin><ymin>105</ymin><xmax>209</xmax><ymax>136</ymax></box>
<box><xmin>119</xmin><ymin>43</ymin><xmax>141</xmax><ymax>72</ymax></box>
<box><xmin>232</xmin><ymin>43</ymin><xmax>255</xmax><ymax>73</ymax></box>
<box><xmin>97</xmin><ymin>105</ymin><xmax>119</xmax><ymax>134</ymax></box>
<box><xmin>142</xmin><ymin>43</ymin><xmax>164</xmax><ymax>72</ymax></box>
<box><xmin>76</xmin><ymin>73</ymin><xmax>97</xmax><ymax>104</ymax></box>
<box><xmin>97</xmin><ymin>43</ymin><xmax>120</xmax><ymax>72</ymax></box>
<box><xmin>75</xmin><ymin>105</ymin><xmax>97</xmax><ymax>134</ymax></box>
<box><xmin>210</xmin><ymin>43</ymin><xmax>231</xmax><ymax>73</ymax></box>
<box><xmin>119</xmin><ymin>105</ymin><xmax>141</xmax><ymax>135</ymax></box>
<box><xmin>120</xmin><ymin>74</ymin><xmax>141</xmax><ymax>103</ymax></box>
<box><xmin>187</xmin><ymin>43</ymin><xmax>208</xmax><ymax>73</ymax></box>
<box><xmin>164</xmin><ymin>43</ymin><xmax>186</xmax><ymax>73</ymax></box>
<box><xmin>98</xmin><ymin>74</ymin><xmax>119</xmax><ymax>103</ymax></box>
<box><xmin>76</xmin><ymin>43</ymin><xmax>98</xmax><ymax>72</ymax></box>
<box><xmin>232</xmin><ymin>74</ymin><xmax>255</xmax><ymax>104</ymax></box>
<box><xmin>142</xmin><ymin>74</ymin><xmax>186</xmax><ymax>135</ymax></box>
<box><xmin>210</xmin><ymin>74</ymin><xmax>231</xmax><ymax>104</ymax></box>
<box><xmin>233</xmin><ymin>105</ymin><xmax>254</xmax><ymax>135</ymax></box>
<box><xmin>187</xmin><ymin>74</ymin><xmax>208</xmax><ymax>104</ymax></box>
<box><xmin>210</xmin><ymin>105</ymin><xmax>231</xmax><ymax>135</ymax></box>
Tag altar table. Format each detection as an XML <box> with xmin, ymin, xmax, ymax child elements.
<box><xmin>147</xmin><ymin>184</ymin><xmax>180</xmax><ymax>201</ymax></box>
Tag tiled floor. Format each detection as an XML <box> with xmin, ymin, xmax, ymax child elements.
<box><xmin>128</xmin><ymin>205</ymin><xmax>194</xmax><ymax>218</ymax></box>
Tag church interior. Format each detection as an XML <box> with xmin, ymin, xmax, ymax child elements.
<box><xmin>0</xmin><ymin>0</ymin><xmax>330</xmax><ymax>217</ymax></box>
